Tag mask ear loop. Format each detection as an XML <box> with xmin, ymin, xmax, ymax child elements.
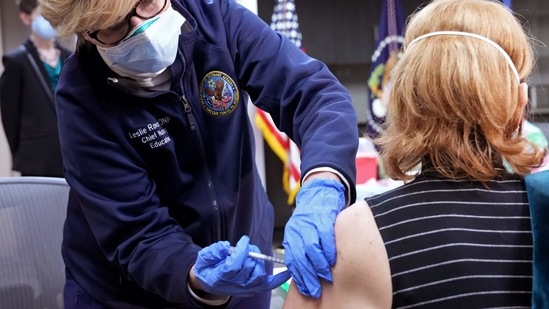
<box><xmin>407</xmin><ymin>30</ymin><xmax>521</xmax><ymax>84</ymax></box>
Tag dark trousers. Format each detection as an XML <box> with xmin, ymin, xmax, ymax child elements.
<box><xmin>64</xmin><ymin>271</ymin><xmax>108</xmax><ymax>309</ymax></box>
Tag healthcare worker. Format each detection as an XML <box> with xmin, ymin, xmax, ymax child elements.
<box><xmin>39</xmin><ymin>0</ymin><xmax>359</xmax><ymax>308</ymax></box>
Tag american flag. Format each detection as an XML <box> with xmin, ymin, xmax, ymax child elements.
<box><xmin>255</xmin><ymin>0</ymin><xmax>303</xmax><ymax>205</ymax></box>
<box><xmin>270</xmin><ymin>0</ymin><xmax>302</xmax><ymax>49</ymax></box>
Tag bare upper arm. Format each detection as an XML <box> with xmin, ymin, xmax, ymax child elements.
<box><xmin>283</xmin><ymin>200</ymin><xmax>392</xmax><ymax>309</ymax></box>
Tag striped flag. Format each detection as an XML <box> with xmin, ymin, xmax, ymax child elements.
<box><xmin>270</xmin><ymin>0</ymin><xmax>303</xmax><ymax>49</ymax></box>
<box><xmin>365</xmin><ymin>0</ymin><xmax>405</xmax><ymax>141</ymax></box>
<box><xmin>255</xmin><ymin>0</ymin><xmax>303</xmax><ymax>205</ymax></box>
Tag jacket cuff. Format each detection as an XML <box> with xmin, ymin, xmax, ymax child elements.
<box><xmin>302</xmin><ymin>167</ymin><xmax>351</xmax><ymax>206</ymax></box>
<box><xmin>187</xmin><ymin>282</ymin><xmax>230</xmax><ymax>306</ymax></box>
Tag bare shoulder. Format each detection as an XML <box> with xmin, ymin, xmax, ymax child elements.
<box><xmin>284</xmin><ymin>200</ymin><xmax>392</xmax><ymax>309</ymax></box>
<box><xmin>336</xmin><ymin>200</ymin><xmax>378</xmax><ymax>234</ymax></box>
<box><xmin>333</xmin><ymin>201</ymin><xmax>392</xmax><ymax>307</ymax></box>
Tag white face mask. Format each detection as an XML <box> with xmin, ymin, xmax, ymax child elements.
<box><xmin>97</xmin><ymin>6</ymin><xmax>185</xmax><ymax>80</ymax></box>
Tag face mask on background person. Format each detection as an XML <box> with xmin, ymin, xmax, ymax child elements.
<box><xmin>32</xmin><ymin>15</ymin><xmax>57</xmax><ymax>40</ymax></box>
<box><xmin>96</xmin><ymin>6</ymin><xmax>185</xmax><ymax>80</ymax></box>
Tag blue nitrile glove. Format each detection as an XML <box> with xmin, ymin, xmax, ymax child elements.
<box><xmin>282</xmin><ymin>178</ymin><xmax>346</xmax><ymax>298</ymax></box>
<box><xmin>194</xmin><ymin>235</ymin><xmax>291</xmax><ymax>297</ymax></box>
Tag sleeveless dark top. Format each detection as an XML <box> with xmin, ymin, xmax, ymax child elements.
<box><xmin>366</xmin><ymin>171</ymin><xmax>532</xmax><ymax>309</ymax></box>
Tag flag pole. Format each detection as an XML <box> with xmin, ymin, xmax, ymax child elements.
<box><xmin>365</xmin><ymin>0</ymin><xmax>405</xmax><ymax>141</ymax></box>
<box><xmin>236</xmin><ymin>0</ymin><xmax>267</xmax><ymax>189</ymax></box>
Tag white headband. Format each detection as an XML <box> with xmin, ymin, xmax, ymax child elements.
<box><xmin>407</xmin><ymin>31</ymin><xmax>520</xmax><ymax>83</ymax></box>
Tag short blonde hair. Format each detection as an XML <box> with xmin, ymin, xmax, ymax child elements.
<box><xmin>39</xmin><ymin>0</ymin><xmax>134</xmax><ymax>39</ymax></box>
<box><xmin>377</xmin><ymin>0</ymin><xmax>546</xmax><ymax>181</ymax></box>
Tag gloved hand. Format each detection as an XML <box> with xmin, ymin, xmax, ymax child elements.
<box><xmin>282</xmin><ymin>178</ymin><xmax>345</xmax><ymax>298</ymax></box>
<box><xmin>194</xmin><ymin>235</ymin><xmax>291</xmax><ymax>297</ymax></box>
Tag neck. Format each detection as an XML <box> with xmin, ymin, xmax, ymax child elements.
<box><xmin>31</xmin><ymin>34</ymin><xmax>60</xmax><ymax>67</ymax></box>
<box><xmin>31</xmin><ymin>34</ymin><xmax>55</xmax><ymax>49</ymax></box>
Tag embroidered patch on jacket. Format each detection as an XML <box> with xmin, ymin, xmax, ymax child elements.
<box><xmin>199</xmin><ymin>71</ymin><xmax>239</xmax><ymax>116</ymax></box>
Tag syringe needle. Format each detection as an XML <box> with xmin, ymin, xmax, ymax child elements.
<box><xmin>229</xmin><ymin>246</ymin><xmax>286</xmax><ymax>265</ymax></box>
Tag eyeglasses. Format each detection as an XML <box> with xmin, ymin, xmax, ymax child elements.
<box><xmin>86</xmin><ymin>0</ymin><xmax>168</xmax><ymax>47</ymax></box>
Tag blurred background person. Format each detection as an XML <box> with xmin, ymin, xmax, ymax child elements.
<box><xmin>0</xmin><ymin>0</ymin><xmax>71</xmax><ymax>177</ymax></box>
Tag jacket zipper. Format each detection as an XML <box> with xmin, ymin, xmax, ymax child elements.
<box><xmin>178</xmin><ymin>68</ymin><xmax>222</xmax><ymax>241</ymax></box>
<box><xmin>180</xmin><ymin>95</ymin><xmax>196</xmax><ymax>132</ymax></box>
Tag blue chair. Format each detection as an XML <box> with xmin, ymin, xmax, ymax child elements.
<box><xmin>0</xmin><ymin>177</ymin><xmax>69</xmax><ymax>309</ymax></box>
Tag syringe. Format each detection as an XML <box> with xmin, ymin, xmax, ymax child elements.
<box><xmin>229</xmin><ymin>246</ymin><xmax>286</xmax><ymax>265</ymax></box>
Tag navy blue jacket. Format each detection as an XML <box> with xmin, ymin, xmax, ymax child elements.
<box><xmin>57</xmin><ymin>0</ymin><xmax>358</xmax><ymax>307</ymax></box>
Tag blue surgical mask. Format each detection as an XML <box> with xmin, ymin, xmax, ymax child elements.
<box><xmin>32</xmin><ymin>15</ymin><xmax>57</xmax><ymax>40</ymax></box>
<box><xmin>97</xmin><ymin>6</ymin><xmax>185</xmax><ymax>78</ymax></box>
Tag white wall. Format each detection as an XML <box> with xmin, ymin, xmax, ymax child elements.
<box><xmin>0</xmin><ymin>108</ymin><xmax>11</xmax><ymax>177</ymax></box>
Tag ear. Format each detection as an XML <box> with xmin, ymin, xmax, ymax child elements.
<box><xmin>19</xmin><ymin>12</ymin><xmax>32</xmax><ymax>26</ymax></box>
<box><xmin>513</xmin><ymin>82</ymin><xmax>529</xmax><ymax>129</ymax></box>
<box><xmin>519</xmin><ymin>82</ymin><xmax>529</xmax><ymax>109</ymax></box>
